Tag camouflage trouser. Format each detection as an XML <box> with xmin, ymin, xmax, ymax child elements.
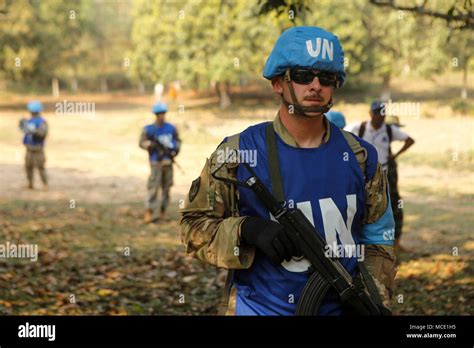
<box><xmin>25</xmin><ymin>149</ymin><xmax>47</xmax><ymax>186</ymax></box>
<box><xmin>146</xmin><ymin>162</ymin><xmax>173</xmax><ymax>213</ymax></box>
<box><xmin>387</xmin><ymin>158</ymin><xmax>403</xmax><ymax>239</ymax></box>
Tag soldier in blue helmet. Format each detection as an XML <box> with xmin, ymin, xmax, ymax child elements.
<box><xmin>345</xmin><ymin>101</ymin><xmax>415</xmax><ymax>252</ymax></box>
<box><xmin>19</xmin><ymin>101</ymin><xmax>48</xmax><ymax>190</ymax></box>
<box><xmin>139</xmin><ymin>102</ymin><xmax>181</xmax><ymax>223</ymax></box>
<box><xmin>180</xmin><ymin>27</ymin><xmax>397</xmax><ymax>315</ymax></box>
<box><xmin>326</xmin><ymin>110</ymin><xmax>346</xmax><ymax>129</ymax></box>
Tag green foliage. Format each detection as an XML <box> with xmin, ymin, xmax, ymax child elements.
<box><xmin>129</xmin><ymin>0</ymin><xmax>277</xmax><ymax>89</ymax></box>
<box><xmin>0</xmin><ymin>0</ymin><xmax>471</xmax><ymax>94</ymax></box>
<box><xmin>0</xmin><ymin>0</ymin><xmax>133</xmax><ymax>91</ymax></box>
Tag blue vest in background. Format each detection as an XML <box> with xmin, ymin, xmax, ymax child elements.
<box><xmin>23</xmin><ymin>116</ymin><xmax>46</xmax><ymax>147</ymax></box>
<box><xmin>233</xmin><ymin>121</ymin><xmax>378</xmax><ymax>316</ymax></box>
<box><xmin>143</xmin><ymin>122</ymin><xmax>178</xmax><ymax>162</ymax></box>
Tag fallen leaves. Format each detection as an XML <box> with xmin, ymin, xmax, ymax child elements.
<box><xmin>0</xmin><ymin>200</ymin><xmax>224</xmax><ymax>315</ymax></box>
<box><xmin>1</xmin><ymin>199</ymin><xmax>471</xmax><ymax>316</ymax></box>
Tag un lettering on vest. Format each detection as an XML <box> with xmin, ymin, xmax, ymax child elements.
<box><xmin>306</xmin><ymin>38</ymin><xmax>334</xmax><ymax>61</ymax></box>
<box><xmin>155</xmin><ymin>134</ymin><xmax>173</xmax><ymax>148</ymax></box>
<box><xmin>272</xmin><ymin>194</ymin><xmax>357</xmax><ymax>272</ymax></box>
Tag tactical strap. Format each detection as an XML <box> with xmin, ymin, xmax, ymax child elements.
<box><xmin>265</xmin><ymin>122</ymin><xmax>285</xmax><ymax>202</ymax></box>
<box><xmin>358</xmin><ymin>121</ymin><xmax>367</xmax><ymax>138</ymax></box>
<box><xmin>386</xmin><ymin>124</ymin><xmax>393</xmax><ymax>156</ymax></box>
<box><xmin>341</xmin><ymin>130</ymin><xmax>367</xmax><ymax>179</ymax></box>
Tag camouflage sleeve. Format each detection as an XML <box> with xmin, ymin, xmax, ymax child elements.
<box><xmin>179</xmin><ymin>136</ymin><xmax>256</xmax><ymax>269</ymax></box>
<box><xmin>362</xmin><ymin>163</ymin><xmax>397</xmax><ymax>309</ymax></box>
<box><xmin>139</xmin><ymin>129</ymin><xmax>151</xmax><ymax>150</ymax></box>
<box><xmin>363</xmin><ymin>163</ymin><xmax>388</xmax><ymax>225</ymax></box>
<box><xmin>364</xmin><ymin>244</ymin><xmax>397</xmax><ymax>310</ymax></box>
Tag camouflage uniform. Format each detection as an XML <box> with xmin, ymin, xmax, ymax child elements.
<box><xmin>180</xmin><ymin>114</ymin><xmax>397</xmax><ymax>314</ymax></box>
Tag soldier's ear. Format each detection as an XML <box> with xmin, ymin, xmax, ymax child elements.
<box><xmin>271</xmin><ymin>77</ymin><xmax>284</xmax><ymax>95</ymax></box>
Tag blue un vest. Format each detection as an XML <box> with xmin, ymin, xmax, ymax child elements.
<box><xmin>232</xmin><ymin>121</ymin><xmax>377</xmax><ymax>315</ymax></box>
<box><xmin>23</xmin><ymin>117</ymin><xmax>46</xmax><ymax>147</ymax></box>
<box><xmin>143</xmin><ymin>122</ymin><xmax>177</xmax><ymax>162</ymax></box>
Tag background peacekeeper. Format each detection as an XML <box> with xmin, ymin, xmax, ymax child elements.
<box><xmin>19</xmin><ymin>101</ymin><xmax>48</xmax><ymax>190</ymax></box>
<box><xmin>346</xmin><ymin>103</ymin><xmax>415</xmax><ymax>252</ymax></box>
<box><xmin>139</xmin><ymin>102</ymin><xmax>181</xmax><ymax>223</ymax></box>
<box><xmin>180</xmin><ymin>27</ymin><xmax>397</xmax><ymax>315</ymax></box>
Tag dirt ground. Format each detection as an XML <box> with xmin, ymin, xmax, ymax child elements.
<box><xmin>0</xmin><ymin>90</ymin><xmax>472</xmax><ymax>315</ymax></box>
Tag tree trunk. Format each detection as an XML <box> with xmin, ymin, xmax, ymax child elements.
<box><xmin>380</xmin><ymin>73</ymin><xmax>391</xmax><ymax>101</ymax></box>
<box><xmin>52</xmin><ymin>78</ymin><xmax>60</xmax><ymax>98</ymax></box>
<box><xmin>461</xmin><ymin>59</ymin><xmax>469</xmax><ymax>100</ymax></box>
<box><xmin>71</xmin><ymin>77</ymin><xmax>78</xmax><ymax>93</ymax></box>
<box><xmin>100</xmin><ymin>77</ymin><xmax>108</xmax><ymax>93</ymax></box>
<box><xmin>216</xmin><ymin>81</ymin><xmax>231</xmax><ymax>109</ymax></box>
<box><xmin>138</xmin><ymin>81</ymin><xmax>145</xmax><ymax>94</ymax></box>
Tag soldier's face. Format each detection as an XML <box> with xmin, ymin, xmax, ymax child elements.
<box><xmin>155</xmin><ymin>113</ymin><xmax>165</xmax><ymax>125</ymax></box>
<box><xmin>272</xmin><ymin>74</ymin><xmax>334</xmax><ymax>116</ymax></box>
<box><xmin>370</xmin><ymin>111</ymin><xmax>385</xmax><ymax>128</ymax></box>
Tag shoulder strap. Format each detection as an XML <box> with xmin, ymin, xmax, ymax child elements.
<box><xmin>386</xmin><ymin>124</ymin><xmax>393</xmax><ymax>156</ymax></box>
<box><xmin>266</xmin><ymin>122</ymin><xmax>368</xmax><ymax>187</ymax></box>
<box><xmin>386</xmin><ymin>124</ymin><xmax>392</xmax><ymax>155</ymax></box>
<box><xmin>265</xmin><ymin>122</ymin><xmax>285</xmax><ymax>202</ymax></box>
<box><xmin>341</xmin><ymin>130</ymin><xmax>368</xmax><ymax>179</ymax></box>
<box><xmin>358</xmin><ymin>121</ymin><xmax>367</xmax><ymax>138</ymax></box>
<box><xmin>386</xmin><ymin>124</ymin><xmax>392</xmax><ymax>142</ymax></box>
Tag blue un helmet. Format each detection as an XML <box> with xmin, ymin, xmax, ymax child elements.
<box><xmin>370</xmin><ymin>100</ymin><xmax>386</xmax><ymax>115</ymax></box>
<box><xmin>325</xmin><ymin>111</ymin><xmax>346</xmax><ymax>129</ymax></box>
<box><xmin>152</xmin><ymin>102</ymin><xmax>168</xmax><ymax>114</ymax></box>
<box><xmin>263</xmin><ymin>26</ymin><xmax>346</xmax><ymax>116</ymax></box>
<box><xmin>27</xmin><ymin>101</ymin><xmax>44</xmax><ymax>113</ymax></box>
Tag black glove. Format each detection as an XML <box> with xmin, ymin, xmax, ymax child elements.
<box><xmin>148</xmin><ymin>141</ymin><xmax>159</xmax><ymax>152</ymax></box>
<box><xmin>241</xmin><ymin>217</ymin><xmax>301</xmax><ymax>265</ymax></box>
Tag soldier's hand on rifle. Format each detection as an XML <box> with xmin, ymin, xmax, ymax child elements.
<box><xmin>240</xmin><ymin>217</ymin><xmax>301</xmax><ymax>265</ymax></box>
<box><xmin>148</xmin><ymin>140</ymin><xmax>159</xmax><ymax>152</ymax></box>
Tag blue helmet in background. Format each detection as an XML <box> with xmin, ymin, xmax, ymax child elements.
<box><xmin>370</xmin><ymin>100</ymin><xmax>386</xmax><ymax>115</ymax></box>
<box><xmin>27</xmin><ymin>101</ymin><xmax>43</xmax><ymax>113</ymax></box>
<box><xmin>326</xmin><ymin>111</ymin><xmax>346</xmax><ymax>129</ymax></box>
<box><xmin>152</xmin><ymin>102</ymin><xmax>168</xmax><ymax>114</ymax></box>
<box><xmin>263</xmin><ymin>26</ymin><xmax>346</xmax><ymax>87</ymax></box>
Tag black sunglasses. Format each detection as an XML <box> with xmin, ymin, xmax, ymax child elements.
<box><xmin>288</xmin><ymin>69</ymin><xmax>338</xmax><ymax>87</ymax></box>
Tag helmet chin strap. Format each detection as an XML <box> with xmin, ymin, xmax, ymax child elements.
<box><xmin>283</xmin><ymin>70</ymin><xmax>333</xmax><ymax>118</ymax></box>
